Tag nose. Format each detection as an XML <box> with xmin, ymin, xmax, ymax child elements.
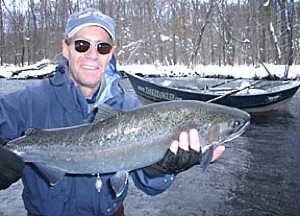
<box><xmin>85</xmin><ymin>44</ymin><xmax>98</xmax><ymax>59</ymax></box>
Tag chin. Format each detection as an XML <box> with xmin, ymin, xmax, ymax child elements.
<box><xmin>85</xmin><ymin>80</ymin><xmax>101</xmax><ymax>89</ymax></box>
<box><xmin>83</xmin><ymin>74</ymin><xmax>101</xmax><ymax>82</ymax></box>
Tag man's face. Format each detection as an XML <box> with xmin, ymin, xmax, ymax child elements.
<box><xmin>62</xmin><ymin>26</ymin><xmax>114</xmax><ymax>97</ymax></box>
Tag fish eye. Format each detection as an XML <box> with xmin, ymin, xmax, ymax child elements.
<box><xmin>232</xmin><ymin>120</ymin><xmax>241</xmax><ymax>128</ymax></box>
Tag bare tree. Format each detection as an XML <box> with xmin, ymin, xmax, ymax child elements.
<box><xmin>0</xmin><ymin>0</ymin><xmax>298</xmax><ymax>69</ymax></box>
<box><xmin>0</xmin><ymin>0</ymin><xmax>4</xmax><ymax>65</ymax></box>
<box><xmin>190</xmin><ymin>0</ymin><xmax>214</xmax><ymax>68</ymax></box>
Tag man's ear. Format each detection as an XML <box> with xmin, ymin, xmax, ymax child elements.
<box><xmin>62</xmin><ymin>40</ymin><xmax>69</xmax><ymax>59</ymax></box>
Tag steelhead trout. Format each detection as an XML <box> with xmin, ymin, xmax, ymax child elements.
<box><xmin>5</xmin><ymin>100</ymin><xmax>250</xmax><ymax>195</ymax></box>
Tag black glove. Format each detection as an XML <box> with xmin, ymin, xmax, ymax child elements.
<box><xmin>0</xmin><ymin>147</ymin><xmax>24</xmax><ymax>190</ymax></box>
<box><xmin>0</xmin><ymin>137</ymin><xmax>9</xmax><ymax>146</ymax></box>
<box><xmin>143</xmin><ymin>149</ymin><xmax>200</xmax><ymax>177</ymax></box>
<box><xmin>143</xmin><ymin>147</ymin><xmax>214</xmax><ymax>178</ymax></box>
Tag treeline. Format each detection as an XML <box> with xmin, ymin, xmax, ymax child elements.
<box><xmin>0</xmin><ymin>0</ymin><xmax>299</xmax><ymax>67</ymax></box>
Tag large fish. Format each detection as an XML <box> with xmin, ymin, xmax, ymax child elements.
<box><xmin>5</xmin><ymin>100</ymin><xmax>250</xmax><ymax>196</ymax></box>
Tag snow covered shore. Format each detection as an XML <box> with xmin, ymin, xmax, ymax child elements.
<box><xmin>0</xmin><ymin>60</ymin><xmax>299</xmax><ymax>79</ymax></box>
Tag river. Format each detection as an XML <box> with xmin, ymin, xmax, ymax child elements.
<box><xmin>0</xmin><ymin>78</ymin><xmax>299</xmax><ymax>216</ymax></box>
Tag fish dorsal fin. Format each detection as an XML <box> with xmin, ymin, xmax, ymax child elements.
<box><xmin>34</xmin><ymin>163</ymin><xmax>66</xmax><ymax>186</ymax></box>
<box><xmin>110</xmin><ymin>171</ymin><xmax>129</xmax><ymax>198</ymax></box>
<box><xmin>94</xmin><ymin>104</ymin><xmax>123</xmax><ymax>123</ymax></box>
<box><xmin>24</xmin><ymin>128</ymin><xmax>41</xmax><ymax>136</ymax></box>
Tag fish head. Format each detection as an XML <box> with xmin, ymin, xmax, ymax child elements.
<box><xmin>199</xmin><ymin>102</ymin><xmax>251</xmax><ymax>150</ymax></box>
<box><xmin>171</xmin><ymin>100</ymin><xmax>250</xmax><ymax>151</ymax></box>
<box><xmin>208</xmin><ymin>112</ymin><xmax>250</xmax><ymax>142</ymax></box>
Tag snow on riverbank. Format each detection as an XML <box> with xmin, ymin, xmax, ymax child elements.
<box><xmin>119</xmin><ymin>64</ymin><xmax>300</xmax><ymax>79</ymax></box>
<box><xmin>0</xmin><ymin>59</ymin><xmax>300</xmax><ymax>79</ymax></box>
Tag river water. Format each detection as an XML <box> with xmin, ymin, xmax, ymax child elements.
<box><xmin>0</xmin><ymin>78</ymin><xmax>299</xmax><ymax>216</ymax></box>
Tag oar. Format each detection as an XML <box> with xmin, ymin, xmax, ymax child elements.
<box><xmin>196</xmin><ymin>77</ymin><xmax>240</xmax><ymax>91</ymax></box>
<box><xmin>206</xmin><ymin>79</ymin><xmax>263</xmax><ymax>103</ymax></box>
<box><xmin>207</xmin><ymin>78</ymin><xmax>240</xmax><ymax>89</ymax></box>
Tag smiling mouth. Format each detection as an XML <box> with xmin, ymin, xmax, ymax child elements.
<box><xmin>82</xmin><ymin>65</ymin><xmax>99</xmax><ymax>70</ymax></box>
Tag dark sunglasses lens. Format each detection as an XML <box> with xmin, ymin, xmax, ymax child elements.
<box><xmin>97</xmin><ymin>43</ymin><xmax>112</xmax><ymax>55</ymax></box>
<box><xmin>74</xmin><ymin>40</ymin><xmax>90</xmax><ymax>53</ymax></box>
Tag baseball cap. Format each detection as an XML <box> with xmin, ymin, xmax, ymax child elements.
<box><xmin>65</xmin><ymin>8</ymin><xmax>115</xmax><ymax>42</ymax></box>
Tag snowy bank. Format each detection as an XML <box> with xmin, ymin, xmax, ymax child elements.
<box><xmin>119</xmin><ymin>64</ymin><xmax>300</xmax><ymax>79</ymax></box>
<box><xmin>0</xmin><ymin>60</ymin><xmax>300</xmax><ymax>79</ymax></box>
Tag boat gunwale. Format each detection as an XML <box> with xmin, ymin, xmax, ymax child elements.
<box><xmin>127</xmin><ymin>72</ymin><xmax>300</xmax><ymax>97</ymax></box>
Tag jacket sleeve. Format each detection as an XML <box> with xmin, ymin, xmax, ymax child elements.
<box><xmin>0</xmin><ymin>90</ymin><xmax>29</xmax><ymax>139</ymax></box>
<box><xmin>131</xmin><ymin>169</ymin><xmax>175</xmax><ymax>195</ymax></box>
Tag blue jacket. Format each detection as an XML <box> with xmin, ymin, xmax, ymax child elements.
<box><xmin>0</xmin><ymin>58</ymin><xmax>174</xmax><ymax>216</ymax></box>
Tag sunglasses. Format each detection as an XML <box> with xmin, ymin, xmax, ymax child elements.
<box><xmin>73</xmin><ymin>39</ymin><xmax>113</xmax><ymax>55</ymax></box>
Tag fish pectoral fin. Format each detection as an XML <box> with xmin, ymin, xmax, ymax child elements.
<box><xmin>198</xmin><ymin>127</ymin><xmax>214</xmax><ymax>171</ymax></box>
<box><xmin>94</xmin><ymin>105</ymin><xmax>124</xmax><ymax>123</ymax></box>
<box><xmin>199</xmin><ymin>146</ymin><xmax>213</xmax><ymax>171</ymax></box>
<box><xmin>34</xmin><ymin>163</ymin><xmax>66</xmax><ymax>186</ymax></box>
<box><xmin>109</xmin><ymin>171</ymin><xmax>129</xmax><ymax>198</ymax></box>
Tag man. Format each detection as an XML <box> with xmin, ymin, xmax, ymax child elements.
<box><xmin>0</xmin><ymin>8</ymin><xmax>224</xmax><ymax>216</ymax></box>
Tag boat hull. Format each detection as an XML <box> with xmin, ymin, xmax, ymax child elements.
<box><xmin>125</xmin><ymin>72</ymin><xmax>300</xmax><ymax>113</ymax></box>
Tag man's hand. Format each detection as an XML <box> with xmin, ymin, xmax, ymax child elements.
<box><xmin>0</xmin><ymin>147</ymin><xmax>24</xmax><ymax>190</ymax></box>
<box><xmin>170</xmin><ymin>129</ymin><xmax>225</xmax><ymax>163</ymax></box>
<box><xmin>143</xmin><ymin>129</ymin><xmax>225</xmax><ymax>178</ymax></box>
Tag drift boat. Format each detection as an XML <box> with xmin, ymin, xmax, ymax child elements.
<box><xmin>124</xmin><ymin>71</ymin><xmax>300</xmax><ymax>113</ymax></box>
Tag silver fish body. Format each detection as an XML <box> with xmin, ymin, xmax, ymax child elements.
<box><xmin>5</xmin><ymin>100</ymin><xmax>250</xmax><ymax>175</ymax></box>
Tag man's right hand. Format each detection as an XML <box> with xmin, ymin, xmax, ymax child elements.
<box><xmin>0</xmin><ymin>147</ymin><xmax>24</xmax><ymax>190</ymax></box>
<box><xmin>143</xmin><ymin>129</ymin><xmax>225</xmax><ymax>177</ymax></box>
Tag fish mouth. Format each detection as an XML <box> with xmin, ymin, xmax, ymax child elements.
<box><xmin>224</xmin><ymin>119</ymin><xmax>250</xmax><ymax>143</ymax></box>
